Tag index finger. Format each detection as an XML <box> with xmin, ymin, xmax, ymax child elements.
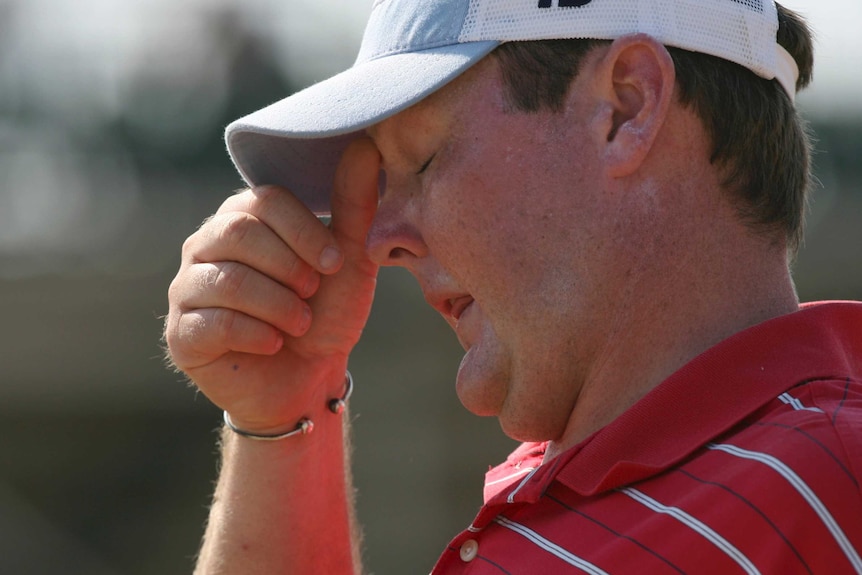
<box><xmin>217</xmin><ymin>186</ymin><xmax>344</xmax><ymax>274</ymax></box>
<box><xmin>330</xmin><ymin>137</ymin><xmax>381</xmax><ymax>257</ymax></box>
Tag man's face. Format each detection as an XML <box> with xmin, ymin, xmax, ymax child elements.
<box><xmin>365</xmin><ymin>55</ymin><xmax>630</xmax><ymax>442</ymax></box>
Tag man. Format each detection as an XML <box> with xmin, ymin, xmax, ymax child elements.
<box><xmin>164</xmin><ymin>0</ymin><xmax>862</xmax><ymax>573</ymax></box>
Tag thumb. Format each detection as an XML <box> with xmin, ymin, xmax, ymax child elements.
<box><xmin>301</xmin><ymin>136</ymin><xmax>379</xmax><ymax>352</ymax></box>
<box><xmin>329</xmin><ymin>137</ymin><xmax>381</xmax><ymax>260</ymax></box>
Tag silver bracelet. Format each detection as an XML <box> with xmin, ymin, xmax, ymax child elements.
<box><xmin>223</xmin><ymin>370</ymin><xmax>354</xmax><ymax>441</ymax></box>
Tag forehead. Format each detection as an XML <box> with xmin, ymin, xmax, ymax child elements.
<box><xmin>365</xmin><ymin>56</ymin><xmax>504</xmax><ymax>144</ymax></box>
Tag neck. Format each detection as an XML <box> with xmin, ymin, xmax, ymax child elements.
<box><xmin>545</xmin><ymin>228</ymin><xmax>799</xmax><ymax>462</ymax></box>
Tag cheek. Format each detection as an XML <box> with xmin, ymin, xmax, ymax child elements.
<box><xmin>422</xmin><ymin>115</ymin><xmax>599</xmax><ymax>298</ymax></box>
<box><xmin>421</xmin><ymin>163</ymin><xmax>502</xmax><ymax>269</ymax></box>
<box><xmin>429</xmin><ymin>166</ymin><xmax>556</xmax><ymax>298</ymax></box>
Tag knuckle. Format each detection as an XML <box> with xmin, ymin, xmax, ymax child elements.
<box><xmin>216</xmin><ymin>211</ymin><xmax>255</xmax><ymax>252</ymax></box>
<box><xmin>230</xmin><ymin>187</ymin><xmax>254</xmax><ymax>201</ymax></box>
<box><xmin>167</xmin><ymin>273</ymin><xmax>188</xmax><ymax>306</ymax></box>
<box><xmin>163</xmin><ymin>312</ymin><xmax>203</xmax><ymax>371</ymax></box>
<box><xmin>180</xmin><ymin>229</ymin><xmax>202</xmax><ymax>259</ymax></box>
<box><xmin>214</xmin><ymin>189</ymin><xmax>253</xmax><ymax>214</ymax></box>
<box><xmin>210</xmin><ymin>307</ymin><xmax>239</xmax><ymax>342</ymax></box>
<box><xmin>213</xmin><ymin>261</ymin><xmax>251</xmax><ymax>300</ymax></box>
<box><xmin>162</xmin><ymin>318</ymin><xmax>180</xmax><ymax>355</ymax></box>
<box><xmin>291</xmin><ymin>212</ymin><xmax>319</xmax><ymax>247</ymax></box>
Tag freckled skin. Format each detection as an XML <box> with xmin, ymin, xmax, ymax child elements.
<box><xmin>368</xmin><ymin>56</ymin><xmax>635</xmax><ymax>442</ymax></box>
<box><xmin>169</xmin><ymin>36</ymin><xmax>802</xmax><ymax>572</ymax></box>
<box><xmin>367</xmin><ymin>37</ymin><xmax>799</xmax><ymax>459</ymax></box>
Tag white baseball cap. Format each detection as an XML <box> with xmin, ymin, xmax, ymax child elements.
<box><xmin>226</xmin><ymin>0</ymin><xmax>799</xmax><ymax>215</ymax></box>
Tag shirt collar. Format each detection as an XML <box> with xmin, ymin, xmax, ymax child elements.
<box><xmin>484</xmin><ymin>301</ymin><xmax>862</xmax><ymax>504</ymax></box>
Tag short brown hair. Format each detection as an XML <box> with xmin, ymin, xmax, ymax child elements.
<box><xmin>492</xmin><ymin>3</ymin><xmax>814</xmax><ymax>253</ymax></box>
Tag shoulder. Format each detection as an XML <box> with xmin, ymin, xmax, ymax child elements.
<box><xmin>727</xmin><ymin>377</ymin><xmax>862</xmax><ymax>471</ymax></box>
<box><xmin>616</xmin><ymin>378</ymin><xmax>862</xmax><ymax>573</ymax></box>
<box><xmin>708</xmin><ymin>377</ymin><xmax>861</xmax><ymax>489</ymax></box>
<box><xmin>690</xmin><ymin>378</ymin><xmax>862</xmax><ymax>562</ymax></box>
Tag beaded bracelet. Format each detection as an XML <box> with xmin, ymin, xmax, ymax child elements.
<box><xmin>223</xmin><ymin>370</ymin><xmax>354</xmax><ymax>441</ymax></box>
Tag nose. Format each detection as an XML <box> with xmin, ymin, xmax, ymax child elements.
<box><xmin>366</xmin><ymin>191</ymin><xmax>428</xmax><ymax>267</ymax></box>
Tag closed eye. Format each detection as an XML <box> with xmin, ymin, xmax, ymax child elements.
<box><xmin>417</xmin><ymin>153</ymin><xmax>436</xmax><ymax>175</ymax></box>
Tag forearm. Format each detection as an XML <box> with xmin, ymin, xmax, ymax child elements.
<box><xmin>195</xmin><ymin>410</ymin><xmax>361</xmax><ymax>575</ymax></box>
<box><xmin>165</xmin><ymin>142</ymin><xmax>381</xmax><ymax>575</ymax></box>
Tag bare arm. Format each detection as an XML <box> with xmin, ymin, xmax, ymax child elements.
<box><xmin>164</xmin><ymin>139</ymin><xmax>381</xmax><ymax>574</ymax></box>
<box><xmin>195</xmin><ymin>410</ymin><xmax>361</xmax><ymax>573</ymax></box>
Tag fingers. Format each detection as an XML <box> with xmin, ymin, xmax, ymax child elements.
<box><xmin>167</xmin><ymin>308</ymin><xmax>284</xmax><ymax>371</ymax></box>
<box><xmin>167</xmin><ymin>190</ymin><xmax>325</xmax><ymax>371</ymax></box>
<box><xmin>189</xmin><ymin>210</ymin><xmax>321</xmax><ymax>299</ymax></box>
<box><xmin>218</xmin><ymin>186</ymin><xmax>344</xmax><ymax>275</ymax></box>
<box><xmin>174</xmin><ymin>261</ymin><xmax>312</xmax><ymax>337</ymax></box>
<box><xmin>166</xmin><ymin>257</ymin><xmax>311</xmax><ymax>371</ymax></box>
<box><xmin>166</xmin><ymin>138</ymin><xmax>382</xmax><ymax>376</ymax></box>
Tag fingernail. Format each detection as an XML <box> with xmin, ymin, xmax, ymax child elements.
<box><xmin>301</xmin><ymin>273</ymin><xmax>320</xmax><ymax>298</ymax></box>
<box><xmin>319</xmin><ymin>246</ymin><xmax>343</xmax><ymax>272</ymax></box>
<box><xmin>299</xmin><ymin>305</ymin><xmax>312</xmax><ymax>333</ymax></box>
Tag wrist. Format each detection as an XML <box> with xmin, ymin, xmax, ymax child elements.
<box><xmin>223</xmin><ymin>370</ymin><xmax>354</xmax><ymax>441</ymax></box>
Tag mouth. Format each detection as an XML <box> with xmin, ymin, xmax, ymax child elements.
<box><xmin>449</xmin><ymin>296</ymin><xmax>474</xmax><ymax>322</ymax></box>
<box><xmin>425</xmin><ymin>292</ymin><xmax>475</xmax><ymax>326</ymax></box>
<box><xmin>424</xmin><ymin>292</ymin><xmax>477</xmax><ymax>351</ymax></box>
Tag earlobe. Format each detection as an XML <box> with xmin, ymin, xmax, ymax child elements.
<box><xmin>596</xmin><ymin>34</ymin><xmax>676</xmax><ymax>178</ymax></box>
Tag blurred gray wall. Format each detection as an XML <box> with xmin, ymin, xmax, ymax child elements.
<box><xmin>1</xmin><ymin>1</ymin><xmax>860</xmax><ymax>573</ymax></box>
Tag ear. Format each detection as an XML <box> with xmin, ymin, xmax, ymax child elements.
<box><xmin>590</xmin><ymin>34</ymin><xmax>676</xmax><ymax>178</ymax></box>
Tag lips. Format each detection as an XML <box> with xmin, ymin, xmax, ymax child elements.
<box><xmin>422</xmin><ymin>290</ymin><xmax>477</xmax><ymax>351</ymax></box>
<box><xmin>448</xmin><ymin>296</ymin><xmax>478</xmax><ymax>352</ymax></box>
<box><xmin>449</xmin><ymin>296</ymin><xmax>474</xmax><ymax>321</ymax></box>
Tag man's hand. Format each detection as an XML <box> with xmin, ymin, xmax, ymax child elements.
<box><xmin>164</xmin><ymin>138</ymin><xmax>381</xmax><ymax>434</ymax></box>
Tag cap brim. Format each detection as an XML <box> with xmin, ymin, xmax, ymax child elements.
<box><xmin>225</xmin><ymin>40</ymin><xmax>499</xmax><ymax>215</ymax></box>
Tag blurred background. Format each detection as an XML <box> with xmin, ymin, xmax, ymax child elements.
<box><xmin>0</xmin><ymin>0</ymin><xmax>859</xmax><ymax>573</ymax></box>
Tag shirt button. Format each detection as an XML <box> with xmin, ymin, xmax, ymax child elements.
<box><xmin>460</xmin><ymin>539</ymin><xmax>479</xmax><ymax>562</ymax></box>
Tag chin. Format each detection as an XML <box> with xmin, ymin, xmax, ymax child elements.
<box><xmin>454</xmin><ymin>353</ymin><xmax>508</xmax><ymax>417</ymax></box>
<box><xmin>454</xmin><ymin>373</ymin><xmax>505</xmax><ymax>418</ymax></box>
<box><xmin>455</xmin><ymin>384</ymin><xmax>501</xmax><ymax>417</ymax></box>
<box><xmin>497</xmin><ymin>415</ymin><xmax>562</xmax><ymax>443</ymax></box>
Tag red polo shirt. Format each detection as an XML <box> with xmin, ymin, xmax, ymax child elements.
<box><xmin>431</xmin><ymin>301</ymin><xmax>862</xmax><ymax>574</ymax></box>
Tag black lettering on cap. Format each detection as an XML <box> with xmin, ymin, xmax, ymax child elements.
<box><xmin>538</xmin><ymin>0</ymin><xmax>593</xmax><ymax>7</ymax></box>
